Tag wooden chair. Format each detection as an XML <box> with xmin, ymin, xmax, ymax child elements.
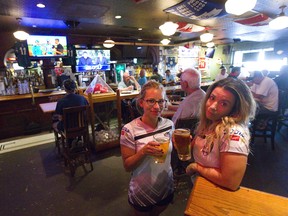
<box><xmin>167</xmin><ymin>94</ymin><xmax>182</xmax><ymax>103</ymax></box>
<box><xmin>250</xmin><ymin>112</ymin><xmax>278</xmax><ymax>150</ymax></box>
<box><xmin>175</xmin><ymin>117</ymin><xmax>199</xmax><ymax>136</ymax></box>
<box><xmin>277</xmin><ymin>89</ymin><xmax>288</xmax><ymax>132</ymax></box>
<box><xmin>60</xmin><ymin>105</ymin><xmax>93</xmax><ymax>176</ymax></box>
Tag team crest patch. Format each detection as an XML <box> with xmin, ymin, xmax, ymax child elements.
<box><xmin>121</xmin><ymin>127</ymin><xmax>130</xmax><ymax>136</ymax></box>
<box><xmin>230</xmin><ymin>134</ymin><xmax>240</xmax><ymax>141</ymax></box>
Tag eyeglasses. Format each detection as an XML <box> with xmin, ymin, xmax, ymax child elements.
<box><xmin>144</xmin><ymin>99</ymin><xmax>167</xmax><ymax>106</ymax></box>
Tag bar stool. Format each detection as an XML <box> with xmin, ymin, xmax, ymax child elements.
<box><xmin>60</xmin><ymin>105</ymin><xmax>93</xmax><ymax>176</ymax></box>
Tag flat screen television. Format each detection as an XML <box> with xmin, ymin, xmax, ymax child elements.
<box><xmin>75</xmin><ymin>49</ymin><xmax>111</xmax><ymax>72</ymax></box>
<box><xmin>205</xmin><ymin>48</ymin><xmax>215</xmax><ymax>58</ymax></box>
<box><xmin>27</xmin><ymin>35</ymin><xmax>68</xmax><ymax>58</ymax></box>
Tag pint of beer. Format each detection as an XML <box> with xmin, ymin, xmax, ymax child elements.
<box><xmin>173</xmin><ymin>128</ymin><xmax>191</xmax><ymax>161</ymax></box>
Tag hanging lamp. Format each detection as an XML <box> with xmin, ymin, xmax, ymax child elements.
<box><xmin>225</xmin><ymin>0</ymin><xmax>257</xmax><ymax>16</ymax></box>
<box><xmin>13</xmin><ymin>18</ymin><xmax>29</xmax><ymax>41</ymax></box>
<box><xmin>200</xmin><ymin>31</ymin><xmax>213</xmax><ymax>43</ymax></box>
<box><xmin>159</xmin><ymin>13</ymin><xmax>178</xmax><ymax>36</ymax></box>
<box><xmin>103</xmin><ymin>39</ymin><xmax>115</xmax><ymax>48</ymax></box>
<box><xmin>269</xmin><ymin>5</ymin><xmax>288</xmax><ymax>30</ymax></box>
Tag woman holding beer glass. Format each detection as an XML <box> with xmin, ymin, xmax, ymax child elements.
<box><xmin>120</xmin><ymin>80</ymin><xmax>174</xmax><ymax>216</ymax></box>
<box><xmin>186</xmin><ymin>78</ymin><xmax>256</xmax><ymax>191</ymax></box>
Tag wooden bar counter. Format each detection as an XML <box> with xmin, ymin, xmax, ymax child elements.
<box><xmin>0</xmin><ymin>90</ymin><xmax>66</xmax><ymax>140</ymax></box>
<box><xmin>185</xmin><ymin>176</ymin><xmax>288</xmax><ymax>216</ymax></box>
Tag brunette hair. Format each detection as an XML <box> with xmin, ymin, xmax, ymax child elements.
<box><xmin>136</xmin><ymin>80</ymin><xmax>165</xmax><ymax>114</ymax></box>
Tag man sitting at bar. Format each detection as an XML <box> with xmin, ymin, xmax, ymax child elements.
<box><xmin>163</xmin><ymin>69</ymin><xmax>175</xmax><ymax>86</ymax></box>
<box><xmin>118</xmin><ymin>71</ymin><xmax>140</xmax><ymax>92</ymax></box>
<box><xmin>168</xmin><ymin>68</ymin><xmax>206</xmax><ymax>176</ymax></box>
<box><xmin>250</xmin><ymin>70</ymin><xmax>278</xmax><ymax>115</ymax></box>
<box><xmin>169</xmin><ymin>68</ymin><xmax>206</xmax><ymax>125</ymax></box>
<box><xmin>228</xmin><ymin>66</ymin><xmax>241</xmax><ymax>79</ymax></box>
<box><xmin>52</xmin><ymin>79</ymin><xmax>88</xmax><ymax>133</ymax></box>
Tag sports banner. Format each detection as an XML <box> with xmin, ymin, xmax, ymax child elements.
<box><xmin>164</xmin><ymin>0</ymin><xmax>227</xmax><ymax>20</ymax></box>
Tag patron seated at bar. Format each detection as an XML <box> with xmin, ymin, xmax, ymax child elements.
<box><xmin>150</xmin><ymin>67</ymin><xmax>163</xmax><ymax>83</ymax></box>
<box><xmin>168</xmin><ymin>68</ymin><xmax>206</xmax><ymax>176</ymax></box>
<box><xmin>118</xmin><ymin>71</ymin><xmax>140</xmax><ymax>92</ymax></box>
<box><xmin>186</xmin><ymin>78</ymin><xmax>256</xmax><ymax>191</ymax></box>
<box><xmin>52</xmin><ymin>79</ymin><xmax>88</xmax><ymax>133</ymax></box>
<box><xmin>214</xmin><ymin>65</ymin><xmax>228</xmax><ymax>82</ymax></box>
<box><xmin>169</xmin><ymin>68</ymin><xmax>205</xmax><ymax>125</ymax></box>
<box><xmin>163</xmin><ymin>69</ymin><xmax>175</xmax><ymax>86</ymax></box>
<box><xmin>138</xmin><ymin>69</ymin><xmax>147</xmax><ymax>87</ymax></box>
<box><xmin>250</xmin><ymin>71</ymin><xmax>278</xmax><ymax>115</ymax></box>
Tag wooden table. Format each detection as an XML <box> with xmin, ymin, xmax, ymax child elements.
<box><xmin>39</xmin><ymin>102</ymin><xmax>57</xmax><ymax>113</ymax></box>
<box><xmin>185</xmin><ymin>176</ymin><xmax>288</xmax><ymax>216</ymax></box>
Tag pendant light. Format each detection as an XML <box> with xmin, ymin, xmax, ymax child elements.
<box><xmin>159</xmin><ymin>13</ymin><xmax>178</xmax><ymax>36</ymax></box>
<box><xmin>13</xmin><ymin>18</ymin><xmax>29</xmax><ymax>41</ymax></box>
<box><xmin>161</xmin><ymin>39</ymin><xmax>170</xmax><ymax>45</ymax></box>
<box><xmin>206</xmin><ymin>42</ymin><xmax>215</xmax><ymax>48</ymax></box>
<box><xmin>225</xmin><ymin>0</ymin><xmax>257</xmax><ymax>16</ymax></box>
<box><xmin>269</xmin><ymin>5</ymin><xmax>288</xmax><ymax>30</ymax></box>
<box><xmin>103</xmin><ymin>39</ymin><xmax>115</xmax><ymax>48</ymax></box>
<box><xmin>200</xmin><ymin>31</ymin><xmax>213</xmax><ymax>43</ymax></box>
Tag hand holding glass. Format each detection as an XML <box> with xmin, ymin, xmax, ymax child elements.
<box><xmin>173</xmin><ymin>128</ymin><xmax>191</xmax><ymax>161</ymax></box>
<box><xmin>153</xmin><ymin>133</ymin><xmax>170</xmax><ymax>163</ymax></box>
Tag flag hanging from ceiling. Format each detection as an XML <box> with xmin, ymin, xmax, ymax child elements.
<box><xmin>132</xmin><ymin>0</ymin><xmax>150</xmax><ymax>3</ymax></box>
<box><xmin>234</xmin><ymin>13</ymin><xmax>272</xmax><ymax>26</ymax></box>
<box><xmin>177</xmin><ymin>22</ymin><xmax>205</xmax><ymax>33</ymax></box>
<box><xmin>164</xmin><ymin>0</ymin><xmax>227</xmax><ymax>20</ymax></box>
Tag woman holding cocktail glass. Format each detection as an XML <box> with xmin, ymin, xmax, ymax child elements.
<box><xmin>186</xmin><ymin>78</ymin><xmax>256</xmax><ymax>191</ymax></box>
<box><xmin>120</xmin><ymin>80</ymin><xmax>174</xmax><ymax>216</ymax></box>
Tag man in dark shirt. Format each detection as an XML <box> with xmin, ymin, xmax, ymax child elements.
<box><xmin>53</xmin><ymin>38</ymin><xmax>64</xmax><ymax>55</ymax></box>
<box><xmin>52</xmin><ymin>79</ymin><xmax>88</xmax><ymax>132</ymax></box>
<box><xmin>228</xmin><ymin>66</ymin><xmax>241</xmax><ymax>79</ymax></box>
<box><xmin>78</xmin><ymin>51</ymin><xmax>93</xmax><ymax>66</ymax></box>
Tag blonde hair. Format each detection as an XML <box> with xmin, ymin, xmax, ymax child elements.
<box><xmin>196</xmin><ymin>78</ymin><xmax>256</xmax><ymax>149</ymax></box>
<box><xmin>136</xmin><ymin>80</ymin><xmax>165</xmax><ymax>114</ymax></box>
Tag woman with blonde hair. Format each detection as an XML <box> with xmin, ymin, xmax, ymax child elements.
<box><xmin>120</xmin><ymin>80</ymin><xmax>174</xmax><ymax>216</ymax></box>
<box><xmin>186</xmin><ymin>77</ymin><xmax>256</xmax><ymax>191</ymax></box>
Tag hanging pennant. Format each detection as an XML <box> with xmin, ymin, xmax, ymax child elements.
<box><xmin>177</xmin><ymin>22</ymin><xmax>205</xmax><ymax>33</ymax></box>
<box><xmin>164</xmin><ymin>0</ymin><xmax>227</xmax><ymax>20</ymax></box>
<box><xmin>234</xmin><ymin>13</ymin><xmax>272</xmax><ymax>26</ymax></box>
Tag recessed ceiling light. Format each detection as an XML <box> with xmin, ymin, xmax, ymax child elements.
<box><xmin>138</xmin><ymin>28</ymin><xmax>142</xmax><ymax>31</ymax></box>
<box><xmin>115</xmin><ymin>15</ymin><xmax>122</xmax><ymax>19</ymax></box>
<box><xmin>36</xmin><ymin>3</ymin><xmax>45</xmax><ymax>8</ymax></box>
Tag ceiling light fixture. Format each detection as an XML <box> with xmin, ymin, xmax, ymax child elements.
<box><xmin>206</xmin><ymin>42</ymin><xmax>215</xmax><ymax>48</ymax></box>
<box><xmin>103</xmin><ymin>39</ymin><xmax>115</xmax><ymax>48</ymax></box>
<box><xmin>225</xmin><ymin>0</ymin><xmax>257</xmax><ymax>16</ymax></box>
<box><xmin>200</xmin><ymin>31</ymin><xmax>213</xmax><ymax>43</ymax></box>
<box><xmin>36</xmin><ymin>3</ymin><xmax>45</xmax><ymax>8</ymax></box>
<box><xmin>159</xmin><ymin>13</ymin><xmax>178</xmax><ymax>36</ymax></box>
<box><xmin>269</xmin><ymin>5</ymin><xmax>288</xmax><ymax>30</ymax></box>
<box><xmin>161</xmin><ymin>39</ymin><xmax>170</xmax><ymax>45</ymax></box>
<box><xmin>13</xmin><ymin>18</ymin><xmax>29</xmax><ymax>41</ymax></box>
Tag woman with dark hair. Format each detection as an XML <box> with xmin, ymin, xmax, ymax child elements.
<box><xmin>120</xmin><ymin>80</ymin><xmax>174</xmax><ymax>216</ymax></box>
<box><xmin>186</xmin><ymin>78</ymin><xmax>256</xmax><ymax>191</ymax></box>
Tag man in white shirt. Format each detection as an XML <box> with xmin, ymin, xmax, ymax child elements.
<box><xmin>169</xmin><ymin>68</ymin><xmax>206</xmax><ymax>176</ymax></box>
<box><xmin>215</xmin><ymin>66</ymin><xmax>228</xmax><ymax>81</ymax></box>
<box><xmin>170</xmin><ymin>68</ymin><xmax>206</xmax><ymax>124</ymax></box>
<box><xmin>250</xmin><ymin>71</ymin><xmax>278</xmax><ymax>114</ymax></box>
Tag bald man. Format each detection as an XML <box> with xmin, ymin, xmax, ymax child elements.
<box><xmin>118</xmin><ymin>71</ymin><xmax>140</xmax><ymax>92</ymax></box>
